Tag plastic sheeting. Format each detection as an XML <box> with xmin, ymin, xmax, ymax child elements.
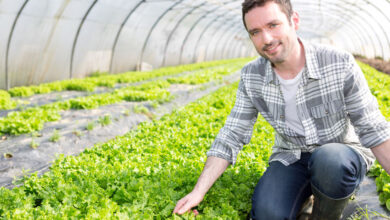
<box><xmin>0</xmin><ymin>0</ymin><xmax>390</xmax><ymax>89</ymax></box>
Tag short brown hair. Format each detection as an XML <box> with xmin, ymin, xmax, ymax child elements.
<box><xmin>242</xmin><ymin>0</ymin><xmax>293</xmax><ymax>30</ymax></box>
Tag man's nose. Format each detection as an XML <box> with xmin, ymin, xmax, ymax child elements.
<box><xmin>261</xmin><ymin>30</ymin><xmax>273</xmax><ymax>45</ymax></box>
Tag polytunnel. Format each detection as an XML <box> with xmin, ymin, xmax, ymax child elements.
<box><xmin>0</xmin><ymin>0</ymin><xmax>390</xmax><ymax>219</ymax></box>
<box><xmin>1</xmin><ymin>0</ymin><xmax>390</xmax><ymax>90</ymax></box>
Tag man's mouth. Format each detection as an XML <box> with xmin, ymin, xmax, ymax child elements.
<box><xmin>264</xmin><ymin>42</ymin><xmax>281</xmax><ymax>54</ymax></box>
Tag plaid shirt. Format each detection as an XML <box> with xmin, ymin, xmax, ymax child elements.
<box><xmin>207</xmin><ymin>40</ymin><xmax>390</xmax><ymax>170</ymax></box>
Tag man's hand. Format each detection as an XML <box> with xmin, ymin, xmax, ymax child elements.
<box><xmin>172</xmin><ymin>156</ymin><xmax>230</xmax><ymax>216</ymax></box>
<box><xmin>371</xmin><ymin>138</ymin><xmax>390</xmax><ymax>174</ymax></box>
<box><xmin>173</xmin><ymin>190</ymin><xmax>204</xmax><ymax>215</ymax></box>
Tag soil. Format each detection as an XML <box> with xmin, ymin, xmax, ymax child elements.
<box><xmin>355</xmin><ymin>55</ymin><xmax>390</xmax><ymax>76</ymax></box>
<box><xmin>0</xmin><ymin>70</ymin><xmax>388</xmax><ymax>218</ymax></box>
<box><xmin>0</xmin><ymin>73</ymin><xmax>240</xmax><ymax>188</ymax></box>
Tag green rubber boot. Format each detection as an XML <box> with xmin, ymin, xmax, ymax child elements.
<box><xmin>310</xmin><ymin>185</ymin><xmax>351</xmax><ymax>220</ymax></box>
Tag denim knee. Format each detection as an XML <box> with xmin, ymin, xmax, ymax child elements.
<box><xmin>251</xmin><ymin>160</ymin><xmax>312</xmax><ymax>220</ymax></box>
<box><xmin>251</xmin><ymin>197</ymin><xmax>291</xmax><ymax>220</ymax></box>
<box><xmin>308</xmin><ymin>143</ymin><xmax>365</xmax><ymax>199</ymax></box>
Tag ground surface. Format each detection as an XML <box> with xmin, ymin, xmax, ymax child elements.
<box><xmin>356</xmin><ymin>56</ymin><xmax>390</xmax><ymax>76</ymax></box>
<box><xmin>0</xmin><ymin>70</ymin><xmax>388</xmax><ymax>219</ymax></box>
<box><xmin>0</xmin><ymin>73</ymin><xmax>239</xmax><ymax>188</ymax></box>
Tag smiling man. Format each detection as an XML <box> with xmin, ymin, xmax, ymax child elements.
<box><xmin>173</xmin><ymin>0</ymin><xmax>390</xmax><ymax>219</ymax></box>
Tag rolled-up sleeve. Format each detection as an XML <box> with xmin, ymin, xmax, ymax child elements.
<box><xmin>344</xmin><ymin>54</ymin><xmax>390</xmax><ymax>148</ymax></box>
<box><xmin>207</xmin><ymin>71</ymin><xmax>259</xmax><ymax>165</ymax></box>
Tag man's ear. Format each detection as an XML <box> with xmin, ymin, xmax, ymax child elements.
<box><xmin>291</xmin><ymin>11</ymin><xmax>300</xmax><ymax>30</ymax></box>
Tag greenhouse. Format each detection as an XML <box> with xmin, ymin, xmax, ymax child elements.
<box><xmin>0</xmin><ymin>0</ymin><xmax>389</xmax><ymax>219</ymax></box>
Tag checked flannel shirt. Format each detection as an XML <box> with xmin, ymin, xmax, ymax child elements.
<box><xmin>207</xmin><ymin>39</ymin><xmax>390</xmax><ymax>170</ymax></box>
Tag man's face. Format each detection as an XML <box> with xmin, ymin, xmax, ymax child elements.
<box><xmin>244</xmin><ymin>2</ymin><xmax>299</xmax><ymax>64</ymax></box>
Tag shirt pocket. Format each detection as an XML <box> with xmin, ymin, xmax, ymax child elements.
<box><xmin>310</xmin><ymin>99</ymin><xmax>347</xmax><ymax>141</ymax></box>
<box><xmin>310</xmin><ymin>99</ymin><xmax>344</xmax><ymax>118</ymax></box>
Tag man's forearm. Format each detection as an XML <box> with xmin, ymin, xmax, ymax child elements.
<box><xmin>371</xmin><ymin>138</ymin><xmax>390</xmax><ymax>174</ymax></box>
<box><xmin>192</xmin><ymin>156</ymin><xmax>230</xmax><ymax>196</ymax></box>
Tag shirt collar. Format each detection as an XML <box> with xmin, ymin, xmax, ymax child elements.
<box><xmin>265</xmin><ymin>38</ymin><xmax>322</xmax><ymax>85</ymax></box>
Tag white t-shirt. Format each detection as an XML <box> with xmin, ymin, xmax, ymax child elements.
<box><xmin>275</xmin><ymin>68</ymin><xmax>305</xmax><ymax>136</ymax></box>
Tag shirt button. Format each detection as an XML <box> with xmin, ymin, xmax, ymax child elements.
<box><xmin>325</xmin><ymin>110</ymin><xmax>329</xmax><ymax>114</ymax></box>
<box><xmin>280</xmin><ymin>115</ymin><xmax>284</xmax><ymax>119</ymax></box>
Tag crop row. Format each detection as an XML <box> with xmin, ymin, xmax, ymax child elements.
<box><xmin>367</xmin><ymin>161</ymin><xmax>390</xmax><ymax>211</ymax></box>
<box><xmin>166</xmin><ymin>64</ymin><xmax>241</xmax><ymax>85</ymax></box>
<box><xmin>8</xmin><ymin>58</ymin><xmax>247</xmax><ymax>97</ymax></box>
<box><xmin>0</xmin><ymin>58</ymin><xmax>249</xmax><ymax>111</ymax></box>
<box><xmin>0</xmin><ymin>63</ymin><xmax>244</xmax><ymax>136</ymax></box>
<box><xmin>0</xmin><ymin>80</ymin><xmax>171</xmax><ymax>136</ymax></box>
<box><xmin>359</xmin><ymin>61</ymin><xmax>390</xmax><ymax>212</ymax></box>
<box><xmin>0</xmin><ymin>80</ymin><xmax>274</xmax><ymax>219</ymax></box>
<box><xmin>357</xmin><ymin>61</ymin><xmax>390</xmax><ymax>118</ymax></box>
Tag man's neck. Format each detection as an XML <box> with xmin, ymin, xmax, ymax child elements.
<box><xmin>273</xmin><ymin>39</ymin><xmax>306</xmax><ymax>80</ymax></box>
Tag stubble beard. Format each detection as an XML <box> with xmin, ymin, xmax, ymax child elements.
<box><xmin>257</xmin><ymin>40</ymin><xmax>287</xmax><ymax>64</ymax></box>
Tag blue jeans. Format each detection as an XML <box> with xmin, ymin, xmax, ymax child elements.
<box><xmin>250</xmin><ymin>143</ymin><xmax>367</xmax><ymax>220</ymax></box>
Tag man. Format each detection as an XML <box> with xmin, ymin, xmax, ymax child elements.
<box><xmin>173</xmin><ymin>0</ymin><xmax>390</xmax><ymax>219</ymax></box>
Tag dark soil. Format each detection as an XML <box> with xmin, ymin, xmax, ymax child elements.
<box><xmin>355</xmin><ymin>55</ymin><xmax>390</xmax><ymax>75</ymax></box>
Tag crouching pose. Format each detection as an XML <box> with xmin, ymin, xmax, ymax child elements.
<box><xmin>173</xmin><ymin>0</ymin><xmax>390</xmax><ymax>219</ymax></box>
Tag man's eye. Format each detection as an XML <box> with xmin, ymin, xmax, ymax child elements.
<box><xmin>270</xmin><ymin>24</ymin><xmax>278</xmax><ymax>28</ymax></box>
